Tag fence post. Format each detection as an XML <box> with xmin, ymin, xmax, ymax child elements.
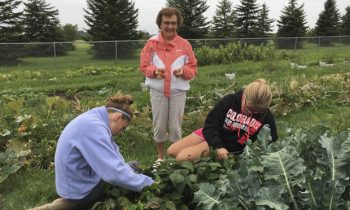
<box><xmin>318</xmin><ymin>36</ymin><xmax>321</xmax><ymax>47</ymax></box>
<box><xmin>294</xmin><ymin>37</ymin><xmax>297</xmax><ymax>50</ymax></box>
<box><xmin>53</xmin><ymin>42</ymin><xmax>56</xmax><ymax>58</ymax></box>
<box><xmin>115</xmin><ymin>41</ymin><xmax>118</xmax><ymax>61</ymax></box>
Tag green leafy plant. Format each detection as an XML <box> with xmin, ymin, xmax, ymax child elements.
<box><xmin>193</xmin><ymin>126</ymin><xmax>350</xmax><ymax>210</ymax></box>
<box><xmin>92</xmin><ymin>125</ymin><xmax>350</xmax><ymax>210</ymax></box>
<box><xmin>92</xmin><ymin>155</ymin><xmax>235</xmax><ymax>210</ymax></box>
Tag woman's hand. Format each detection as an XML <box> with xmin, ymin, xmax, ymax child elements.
<box><xmin>173</xmin><ymin>68</ymin><xmax>183</xmax><ymax>78</ymax></box>
<box><xmin>216</xmin><ymin>148</ymin><xmax>229</xmax><ymax>160</ymax></box>
<box><xmin>154</xmin><ymin>69</ymin><xmax>165</xmax><ymax>79</ymax></box>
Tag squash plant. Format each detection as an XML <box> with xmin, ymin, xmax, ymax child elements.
<box><xmin>92</xmin><ymin>154</ymin><xmax>235</xmax><ymax>210</ymax></box>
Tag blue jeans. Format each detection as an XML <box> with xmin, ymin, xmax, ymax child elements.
<box><xmin>66</xmin><ymin>161</ymin><xmax>139</xmax><ymax>208</ymax></box>
<box><xmin>67</xmin><ymin>179</ymin><xmax>106</xmax><ymax>209</ymax></box>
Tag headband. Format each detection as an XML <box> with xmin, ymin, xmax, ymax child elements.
<box><xmin>106</xmin><ymin>107</ymin><xmax>132</xmax><ymax>121</ymax></box>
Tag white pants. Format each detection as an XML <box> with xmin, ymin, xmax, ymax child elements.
<box><xmin>150</xmin><ymin>89</ymin><xmax>186</xmax><ymax>143</ymax></box>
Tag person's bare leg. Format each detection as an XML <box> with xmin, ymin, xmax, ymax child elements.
<box><xmin>176</xmin><ymin>141</ymin><xmax>210</xmax><ymax>161</ymax></box>
<box><xmin>167</xmin><ymin>134</ymin><xmax>204</xmax><ymax>158</ymax></box>
<box><xmin>156</xmin><ymin>142</ymin><xmax>165</xmax><ymax>160</ymax></box>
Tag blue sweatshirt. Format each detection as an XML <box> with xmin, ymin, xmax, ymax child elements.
<box><xmin>55</xmin><ymin>106</ymin><xmax>154</xmax><ymax>199</ymax></box>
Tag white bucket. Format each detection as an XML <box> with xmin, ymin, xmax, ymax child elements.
<box><xmin>225</xmin><ymin>73</ymin><xmax>236</xmax><ymax>80</ymax></box>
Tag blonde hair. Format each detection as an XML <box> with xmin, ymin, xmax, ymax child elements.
<box><xmin>105</xmin><ymin>92</ymin><xmax>134</xmax><ymax>118</ymax></box>
<box><xmin>156</xmin><ymin>7</ymin><xmax>183</xmax><ymax>28</ymax></box>
<box><xmin>243</xmin><ymin>79</ymin><xmax>272</xmax><ymax>109</ymax></box>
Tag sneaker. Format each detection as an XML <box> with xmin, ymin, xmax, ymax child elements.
<box><xmin>152</xmin><ymin>158</ymin><xmax>165</xmax><ymax>173</ymax></box>
<box><xmin>152</xmin><ymin>158</ymin><xmax>164</xmax><ymax>168</ymax></box>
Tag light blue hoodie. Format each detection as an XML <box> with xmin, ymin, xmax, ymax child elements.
<box><xmin>55</xmin><ymin>106</ymin><xmax>154</xmax><ymax>199</ymax></box>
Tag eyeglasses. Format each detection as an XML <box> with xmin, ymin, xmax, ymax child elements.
<box><xmin>162</xmin><ymin>21</ymin><xmax>177</xmax><ymax>26</ymax></box>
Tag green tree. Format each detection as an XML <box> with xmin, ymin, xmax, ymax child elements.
<box><xmin>137</xmin><ymin>30</ymin><xmax>151</xmax><ymax>40</ymax></box>
<box><xmin>62</xmin><ymin>24</ymin><xmax>78</xmax><ymax>42</ymax></box>
<box><xmin>167</xmin><ymin>0</ymin><xmax>210</xmax><ymax>39</ymax></box>
<box><xmin>234</xmin><ymin>0</ymin><xmax>260</xmax><ymax>38</ymax></box>
<box><xmin>22</xmin><ymin>0</ymin><xmax>68</xmax><ymax>56</ymax></box>
<box><xmin>341</xmin><ymin>6</ymin><xmax>350</xmax><ymax>35</ymax></box>
<box><xmin>77</xmin><ymin>30</ymin><xmax>89</xmax><ymax>41</ymax></box>
<box><xmin>84</xmin><ymin>0</ymin><xmax>139</xmax><ymax>59</ymax></box>
<box><xmin>62</xmin><ymin>24</ymin><xmax>78</xmax><ymax>51</ymax></box>
<box><xmin>341</xmin><ymin>6</ymin><xmax>350</xmax><ymax>44</ymax></box>
<box><xmin>256</xmin><ymin>3</ymin><xmax>274</xmax><ymax>37</ymax></box>
<box><xmin>315</xmin><ymin>0</ymin><xmax>340</xmax><ymax>46</ymax></box>
<box><xmin>211</xmin><ymin>0</ymin><xmax>236</xmax><ymax>38</ymax></box>
<box><xmin>276</xmin><ymin>0</ymin><xmax>308</xmax><ymax>49</ymax></box>
<box><xmin>0</xmin><ymin>0</ymin><xmax>23</xmax><ymax>64</ymax></box>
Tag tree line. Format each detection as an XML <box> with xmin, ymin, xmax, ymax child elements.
<box><xmin>1</xmin><ymin>0</ymin><xmax>350</xmax><ymax>62</ymax></box>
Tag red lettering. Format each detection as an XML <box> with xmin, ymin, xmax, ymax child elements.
<box><xmin>236</xmin><ymin>114</ymin><xmax>242</xmax><ymax>122</ymax></box>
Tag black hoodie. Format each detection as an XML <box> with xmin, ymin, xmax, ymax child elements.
<box><xmin>203</xmin><ymin>90</ymin><xmax>278</xmax><ymax>153</ymax></box>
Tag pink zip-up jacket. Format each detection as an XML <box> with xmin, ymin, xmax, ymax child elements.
<box><xmin>140</xmin><ymin>33</ymin><xmax>197</xmax><ymax>97</ymax></box>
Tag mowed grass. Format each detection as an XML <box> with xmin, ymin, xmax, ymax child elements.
<box><xmin>1</xmin><ymin>41</ymin><xmax>350</xmax><ymax>209</ymax></box>
<box><xmin>0</xmin><ymin>40</ymin><xmax>140</xmax><ymax>72</ymax></box>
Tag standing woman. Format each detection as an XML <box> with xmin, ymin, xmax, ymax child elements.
<box><xmin>140</xmin><ymin>7</ymin><xmax>197</xmax><ymax>161</ymax></box>
<box><xmin>168</xmin><ymin>79</ymin><xmax>278</xmax><ymax>161</ymax></box>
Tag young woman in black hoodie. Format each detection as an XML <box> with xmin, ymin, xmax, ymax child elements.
<box><xmin>167</xmin><ymin>79</ymin><xmax>278</xmax><ymax>161</ymax></box>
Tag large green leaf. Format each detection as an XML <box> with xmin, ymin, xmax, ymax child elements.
<box><xmin>3</xmin><ymin>165</ymin><xmax>21</xmax><ymax>174</ymax></box>
<box><xmin>255</xmin><ymin>187</ymin><xmax>289</xmax><ymax>210</ymax></box>
<box><xmin>0</xmin><ymin>152</ymin><xmax>7</xmax><ymax>163</ymax></box>
<box><xmin>319</xmin><ymin>180</ymin><xmax>346</xmax><ymax>209</ymax></box>
<box><xmin>194</xmin><ymin>181</ymin><xmax>237</xmax><ymax>210</ymax></box>
<box><xmin>261</xmin><ymin>147</ymin><xmax>306</xmax><ymax>210</ymax></box>
<box><xmin>319</xmin><ymin>132</ymin><xmax>350</xmax><ymax>180</ymax></box>
<box><xmin>0</xmin><ymin>129</ymin><xmax>11</xmax><ymax>137</ymax></box>
<box><xmin>6</xmin><ymin>139</ymin><xmax>31</xmax><ymax>157</ymax></box>
<box><xmin>169</xmin><ymin>172</ymin><xmax>185</xmax><ymax>184</ymax></box>
<box><xmin>226</xmin><ymin>162</ymin><xmax>263</xmax><ymax>208</ymax></box>
<box><xmin>181</xmin><ymin>161</ymin><xmax>194</xmax><ymax>172</ymax></box>
<box><xmin>194</xmin><ymin>182</ymin><xmax>220</xmax><ymax>210</ymax></box>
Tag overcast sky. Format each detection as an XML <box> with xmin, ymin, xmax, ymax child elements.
<box><xmin>45</xmin><ymin>0</ymin><xmax>349</xmax><ymax>34</ymax></box>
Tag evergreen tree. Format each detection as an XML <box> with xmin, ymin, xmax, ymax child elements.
<box><xmin>341</xmin><ymin>6</ymin><xmax>350</xmax><ymax>35</ymax></box>
<box><xmin>276</xmin><ymin>0</ymin><xmax>308</xmax><ymax>49</ymax></box>
<box><xmin>167</xmin><ymin>0</ymin><xmax>210</xmax><ymax>39</ymax></box>
<box><xmin>234</xmin><ymin>0</ymin><xmax>260</xmax><ymax>38</ymax></box>
<box><xmin>211</xmin><ymin>0</ymin><xmax>236</xmax><ymax>38</ymax></box>
<box><xmin>0</xmin><ymin>0</ymin><xmax>23</xmax><ymax>64</ymax></box>
<box><xmin>22</xmin><ymin>0</ymin><xmax>67</xmax><ymax>56</ymax></box>
<box><xmin>84</xmin><ymin>0</ymin><xmax>139</xmax><ymax>58</ymax></box>
<box><xmin>341</xmin><ymin>6</ymin><xmax>350</xmax><ymax>44</ymax></box>
<box><xmin>0</xmin><ymin>0</ymin><xmax>22</xmax><ymax>42</ymax></box>
<box><xmin>256</xmin><ymin>3</ymin><xmax>274</xmax><ymax>37</ymax></box>
<box><xmin>314</xmin><ymin>0</ymin><xmax>340</xmax><ymax>46</ymax></box>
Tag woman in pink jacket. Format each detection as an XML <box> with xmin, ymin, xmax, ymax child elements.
<box><xmin>140</xmin><ymin>7</ymin><xmax>197</xmax><ymax>162</ymax></box>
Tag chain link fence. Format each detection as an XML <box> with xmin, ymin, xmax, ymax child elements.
<box><xmin>1</xmin><ymin>36</ymin><xmax>350</xmax><ymax>66</ymax></box>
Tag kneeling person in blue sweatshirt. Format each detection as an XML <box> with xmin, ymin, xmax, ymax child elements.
<box><xmin>54</xmin><ymin>92</ymin><xmax>154</xmax><ymax>208</ymax></box>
